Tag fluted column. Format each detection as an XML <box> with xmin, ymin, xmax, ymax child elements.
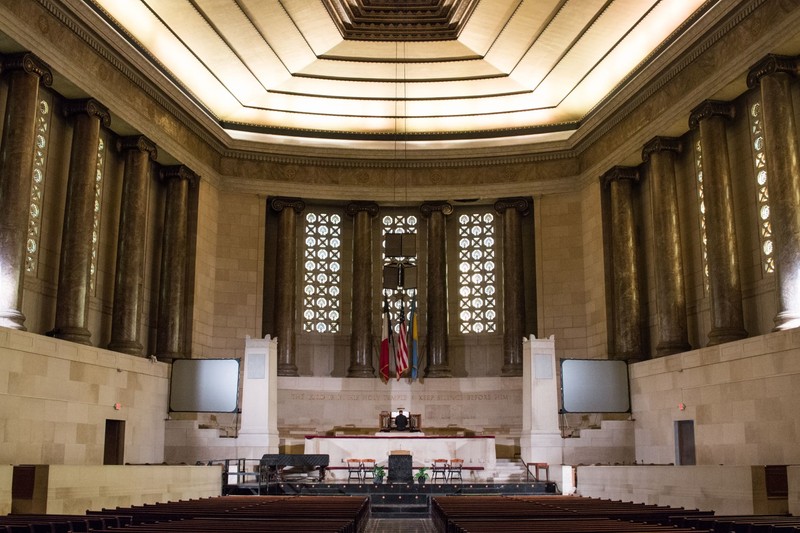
<box><xmin>108</xmin><ymin>136</ymin><xmax>157</xmax><ymax>355</ymax></box>
<box><xmin>155</xmin><ymin>165</ymin><xmax>197</xmax><ymax>361</ymax></box>
<box><xmin>747</xmin><ymin>55</ymin><xmax>800</xmax><ymax>330</ymax></box>
<box><xmin>689</xmin><ymin>101</ymin><xmax>747</xmax><ymax>345</ymax></box>
<box><xmin>601</xmin><ymin>167</ymin><xmax>643</xmax><ymax>361</ymax></box>
<box><xmin>0</xmin><ymin>53</ymin><xmax>52</xmax><ymax>330</ymax></box>
<box><xmin>642</xmin><ymin>137</ymin><xmax>691</xmax><ymax>356</ymax></box>
<box><xmin>346</xmin><ymin>201</ymin><xmax>378</xmax><ymax>377</ymax></box>
<box><xmin>421</xmin><ymin>201</ymin><xmax>452</xmax><ymax>377</ymax></box>
<box><xmin>495</xmin><ymin>197</ymin><xmax>528</xmax><ymax>376</ymax></box>
<box><xmin>51</xmin><ymin>99</ymin><xmax>110</xmax><ymax>345</ymax></box>
<box><xmin>272</xmin><ymin>197</ymin><xmax>305</xmax><ymax>376</ymax></box>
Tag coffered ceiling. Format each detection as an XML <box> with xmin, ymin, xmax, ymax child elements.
<box><xmin>85</xmin><ymin>0</ymin><xmax>716</xmax><ymax>147</ymax></box>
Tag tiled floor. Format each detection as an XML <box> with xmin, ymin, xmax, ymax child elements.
<box><xmin>365</xmin><ymin>518</ymin><xmax>437</xmax><ymax>532</ymax></box>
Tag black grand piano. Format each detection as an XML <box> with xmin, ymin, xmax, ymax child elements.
<box><xmin>260</xmin><ymin>454</ymin><xmax>329</xmax><ymax>484</ymax></box>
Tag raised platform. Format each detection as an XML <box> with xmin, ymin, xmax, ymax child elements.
<box><xmin>226</xmin><ymin>480</ymin><xmax>559</xmax><ymax>518</ymax></box>
<box><xmin>303</xmin><ymin>434</ymin><xmax>497</xmax><ymax>481</ymax></box>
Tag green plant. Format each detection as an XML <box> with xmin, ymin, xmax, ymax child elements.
<box><xmin>414</xmin><ymin>467</ymin><xmax>429</xmax><ymax>482</ymax></box>
<box><xmin>373</xmin><ymin>465</ymin><xmax>385</xmax><ymax>479</ymax></box>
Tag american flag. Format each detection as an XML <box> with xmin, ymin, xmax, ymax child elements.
<box><xmin>395</xmin><ymin>304</ymin><xmax>409</xmax><ymax>380</ymax></box>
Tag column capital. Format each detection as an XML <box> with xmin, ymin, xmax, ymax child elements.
<box><xmin>117</xmin><ymin>135</ymin><xmax>158</xmax><ymax>161</ymax></box>
<box><xmin>63</xmin><ymin>98</ymin><xmax>111</xmax><ymax>127</ymax></box>
<box><xmin>160</xmin><ymin>165</ymin><xmax>199</xmax><ymax>185</ymax></box>
<box><xmin>493</xmin><ymin>197</ymin><xmax>529</xmax><ymax>216</ymax></box>
<box><xmin>688</xmin><ymin>100</ymin><xmax>734</xmax><ymax>130</ymax></box>
<box><xmin>420</xmin><ymin>201</ymin><xmax>453</xmax><ymax>217</ymax></box>
<box><xmin>1</xmin><ymin>52</ymin><xmax>53</xmax><ymax>86</ymax></box>
<box><xmin>345</xmin><ymin>201</ymin><xmax>379</xmax><ymax>217</ymax></box>
<box><xmin>747</xmin><ymin>54</ymin><xmax>800</xmax><ymax>88</ymax></box>
<box><xmin>271</xmin><ymin>197</ymin><xmax>306</xmax><ymax>214</ymax></box>
<box><xmin>600</xmin><ymin>166</ymin><xmax>639</xmax><ymax>188</ymax></box>
<box><xmin>642</xmin><ymin>136</ymin><xmax>682</xmax><ymax>162</ymax></box>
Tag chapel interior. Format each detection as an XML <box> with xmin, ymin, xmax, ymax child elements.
<box><xmin>1</xmin><ymin>0</ymin><xmax>800</xmax><ymax>522</ymax></box>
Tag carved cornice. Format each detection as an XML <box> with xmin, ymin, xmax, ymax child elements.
<box><xmin>493</xmin><ymin>197</ymin><xmax>530</xmax><ymax>216</ymax></box>
<box><xmin>160</xmin><ymin>165</ymin><xmax>199</xmax><ymax>185</ymax></box>
<box><xmin>601</xmin><ymin>166</ymin><xmax>639</xmax><ymax>188</ymax></box>
<box><xmin>1</xmin><ymin>52</ymin><xmax>53</xmax><ymax>86</ymax></box>
<box><xmin>688</xmin><ymin>100</ymin><xmax>735</xmax><ymax>130</ymax></box>
<box><xmin>117</xmin><ymin>135</ymin><xmax>158</xmax><ymax>161</ymax></box>
<box><xmin>641</xmin><ymin>136</ymin><xmax>682</xmax><ymax>162</ymax></box>
<box><xmin>420</xmin><ymin>202</ymin><xmax>454</xmax><ymax>217</ymax></box>
<box><xmin>63</xmin><ymin>98</ymin><xmax>111</xmax><ymax>127</ymax></box>
<box><xmin>270</xmin><ymin>197</ymin><xmax>306</xmax><ymax>214</ymax></box>
<box><xmin>747</xmin><ymin>54</ymin><xmax>800</xmax><ymax>88</ymax></box>
<box><xmin>345</xmin><ymin>201</ymin><xmax>379</xmax><ymax>218</ymax></box>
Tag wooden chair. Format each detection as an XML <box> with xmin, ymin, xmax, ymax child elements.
<box><xmin>533</xmin><ymin>462</ymin><xmax>549</xmax><ymax>481</ymax></box>
<box><xmin>431</xmin><ymin>458</ymin><xmax>449</xmax><ymax>482</ymax></box>
<box><xmin>361</xmin><ymin>458</ymin><xmax>375</xmax><ymax>481</ymax></box>
<box><xmin>447</xmin><ymin>458</ymin><xmax>464</xmax><ymax>482</ymax></box>
<box><xmin>346</xmin><ymin>458</ymin><xmax>363</xmax><ymax>482</ymax></box>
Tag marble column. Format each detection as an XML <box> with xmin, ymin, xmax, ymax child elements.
<box><xmin>747</xmin><ymin>55</ymin><xmax>800</xmax><ymax>330</ymax></box>
<box><xmin>271</xmin><ymin>197</ymin><xmax>305</xmax><ymax>376</ymax></box>
<box><xmin>346</xmin><ymin>201</ymin><xmax>378</xmax><ymax>377</ymax></box>
<box><xmin>155</xmin><ymin>165</ymin><xmax>197</xmax><ymax>361</ymax></box>
<box><xmin>108</xmin><ymin>136</ymin><xmax>157</xmax><ymax>355</ymax></box>
<box><xmin>601</xmin><ymin>167</ymin><xmax>643</xmax><ymax>361</ymax></box>
<box><xmin>642</xmin><ymin>137</ymin><xmax>691</xmax><ymax>356</ymax></box>
<box><xmin>689</xmin><ymin>100</ymin><xmax>747</xmax><ymax>345</ymax></box>
<box><xmin>0</xmin><ymin>53</ymin><xmax>51</xmax><ymax>330</ymax></box>
<box><xmin>421</xmin><ymin>201</ymin><xmax>452</xmax><ymax>377</ymax></box>
<box><xmin>51</xmin><ymin>99</ymin><xmax>110</xmax><ymax>345</ymax></box>
<box><xmin>494</xmin><ymin>197</ymin><xmax>529</xmax><ymax>376</ymax></box>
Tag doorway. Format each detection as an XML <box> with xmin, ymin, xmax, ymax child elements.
<box><xmin>103</xmin><ymin>419</ymin><xmax>125</xmax><ymax>465</ymax></box>
<box><xmin>674</xmin><ymin>420</ymin><xmax>696</xmax><ymax>465</ymax></box>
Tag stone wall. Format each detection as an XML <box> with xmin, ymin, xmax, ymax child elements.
<box><xmin>0</xmin><ymin>327</ymin><xmax>169</xmax><ymax>465</ymax></box>
<box><xmin>0</xmin><ymin>465</ymin><xmax>11</xmax><ymax>516</ymax></box>
<box><xmin>11</xmin><ymin>465</ymin><xmax>220</xmax><ymax>515</ymax></box>
<box><xmin>576</xmin><ymin>465</ymin><xmax>787</xmax><ymax>515</ymax></box>
<box><xmin>630</xmin><ymin>327</ymin><xmax>800</xmax><ymax>465</ymax></box>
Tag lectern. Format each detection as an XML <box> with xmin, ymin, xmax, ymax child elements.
<box><xmin>387</xmin><ymin>451</ymin><xmax>412</xmax><ymax>484</ymax></box>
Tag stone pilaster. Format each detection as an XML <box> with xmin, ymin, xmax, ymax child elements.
<box><xmin>747</xmin><ymin>55</ymin><xmax>800</xmax><ymax>330</ymax></box>
<box><xmin>156</xmin><ymin>165</ymin><xmax>197</xmax><ymax>361</ymax></box>
<box><xmin>689</xmin><ymin>100</ymin><xmax>747</xmax><ymax>345</ymax></box>
<box><xmin>601</xmin><ymin>167</ymin><xmax>643</xmax><ymax>361</ymax></box>
<box><xmin>51</xmin><ymin>99</ymin><xmax>111</xmax><ymax>345</ymax></box>
<box><xmin>0</xmin><ymin>53</ymin><xmax>52</xmax><ymax>330</ymax></box>
<box><xmin>494</xmin><ymin>197</ymin><xmax>529</xmax><ymax>376</ymax></box>
<box><xmin>420</xmin><ymin>201</ymin><xmax>452</xmax><ymax>378</ymax></box>
<box><xmin>271</xmin><ymin>197</ymin><xmax>305</xmax><ymax>376</ymax></box>
<box><xmin>346</xmin><ymin>201</ymin><xmax>378</xmax><ymax>377</ymax></box>
<box><xmin>642</xmin><ymin>137</ymin><xmax>691</xmax><ymax>356</ymax></box>
<box><xmin>108</xmin><ymin>136</ymin><xmax>157</xmax><ymax>355</ymax></box>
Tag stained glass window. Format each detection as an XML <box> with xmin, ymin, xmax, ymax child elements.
<box><xmin>694</xmin><ymin>138</ymin><xmax>710</xmax><ymax>292</ymax></box>
<box><xmin>457</xmin><ymin>212</ymin><xmax>497</xmax><ymax>334</ymax></box>
<box><xmin>302</xmin><ymin>211</ymin><xmax>342</xmax><ymax>333</ymax></box>
<box><xmin>25</xmin><ymin>97</ymin><xmax>52</xmax><ymax>274</ymax></box>
<box><xmin>748</xmin><ymin>100</ymin><xmax>774</xmax><ymax>274</ymax></box>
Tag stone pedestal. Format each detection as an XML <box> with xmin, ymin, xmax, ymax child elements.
<box><xmin>237</xmin><ymin>336</ymin><xmax>279</xmax><ymax>454</ymax></box>
<box><xmin>520</xmin><ymin>335</ymin><xmax>563</xmax><ymax>467</ymax></box>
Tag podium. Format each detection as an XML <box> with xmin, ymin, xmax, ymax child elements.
<box><xmin>388</xmin><ymin>451</ymin><xmax>412</xmax><ymax>484</ymax></box>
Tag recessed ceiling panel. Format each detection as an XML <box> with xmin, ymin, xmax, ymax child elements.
<box><xmin>87</xmin><ymin>0</ymin><xmax>715</xmax><ymax>142</ymax></box>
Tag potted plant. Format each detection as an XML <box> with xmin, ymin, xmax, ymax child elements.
<box><xmin>414</xmin><ymin>467</ymin><xmax>429</xmax><ymax>485</ymax></box>
<box><xmin>373</xmin><ymin>465</ymin><xmax>385</xmax><ymax>485</ymax></box>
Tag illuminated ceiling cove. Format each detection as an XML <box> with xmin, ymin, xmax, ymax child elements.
<box><xmin>87</xmin><ymin>0</ymin><xmax>713</xmax><ymax>144</ymax></box>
